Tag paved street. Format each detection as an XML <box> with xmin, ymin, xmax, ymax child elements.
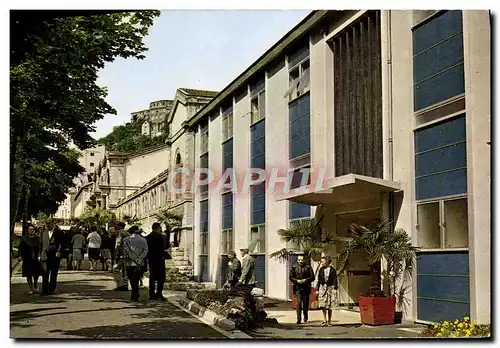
<box><xmin>10</xmin><ymin>267</ymin><xmax>226</xmax><ymax>339</ymax></box>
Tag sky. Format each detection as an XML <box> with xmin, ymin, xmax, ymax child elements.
<box><xmin>93</xmin><ymin>10</ymin><xmax>311</xmax><ymax>139</ymax></box>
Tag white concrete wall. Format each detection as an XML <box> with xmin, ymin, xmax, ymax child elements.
<box><xmin>125</xmin><ymin>146</ymin><xmax>170</xmax><ymax>187</ymax></box>
<box><xmin>264</xmin><ymin>59</ymin><xmax>290</xmax><ymax>299</ymax></box>
<box><xmin>386</xmin><ymin>10</ymin><xmax>417</xmax><ymax>321</ymax></box>
<box><xmin>171</xmin><ymin>101</ymin><xmax>188</xmax><ymax>137</ymax></box>
<box><xmin>234</xmin><ymin>93</ymin><xmax>251</xmax><ymax>252</ymax></box>
<box><xmin>208</xmin><ymin>112</ymin><xmax>223</xmax><ymax>282</ymax></box>
<box><xmin>463</xmin><ymin>10</ymin><xmax>491</xmax><ymax>325</ymax></box>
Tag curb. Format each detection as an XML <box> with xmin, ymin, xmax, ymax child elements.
<box><xmin>177</xmin><ymin>297</ymin><xmax>236</xmax><ymax>331</ymax></box>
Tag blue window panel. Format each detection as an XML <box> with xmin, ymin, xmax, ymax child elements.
<box><xmin>416</xmin><ymin>251</ymin><xmax>470</xmax><ymax>322</ymax></box>
<box><xmin>222</xmin><ymin>193</ymin><xmax>233</xmax><ymax>229</ymax></box>
<box><xmin>415</xmin><ymin>115</ymin><xmax>466</xmax><ymax>153</ymax></box>
<box><xmin>223</xmin><ymin>139</ymin><xmax>233</xmax><ymax>171</ymax></box>
<box><xmin>416</xmin><ymin>251</ymin><xmax>469</xmax><ymax>275</ymax></box>
<box><xmin>414</xmin><ymin>63</ymin><xmax>465</xmax><ymax>111</ymax></box>
<box><xmin>251</xmin><ymin>121</ymin><xmax>266</xmax><ymax>169</ymax></box>
<box><xmin>417</xmin><ymin>298</ymin><xmax>470</xmax><ymax>323</ymax></box>
<box><xmin>199</xmin><ymin>255</ymin><xmax>209</xmax><ymax>282</ymax></box>
<box><xmin>200</xmin><ymin>200</ymin><xmax>209</xmax><ymax>233</ymax></box>
<box><xmin>288</xmin><ymin>45</ymin><xmax>309</xmax><ymax>68</ymax></box>
<box><xmin>416</xmin><ymin>142</ymin><xmax>466</xmax><ymax>177</ymax></box>
<box><xmin>417</xmin><ymin>275</ymin><xmax>470</xmax><ymax>302</ymax></box>
<box><xmin>289</xmin><ymin>202</ymin><xmax>311</xmax><ymax>220</ymax></box>
<box><xmin>413</xmin><ymin>11</ymin><xmax>463</xmax><ymax>56</ymax></box>
<box><xmin>289</xmin><ymin>94</ymin><xmax>311</xmax><ymax>159</ymax></box>
<box><xmin>251</xmin><ymin>154</ymin><xmax>266</xmax><ymax>170</ymax></box>
<box><xmin>253</xmin><ymin>255</ymin><xmax>266</xmax><ymax>292</ymax></box>
<box><xmin>413</xmin><ymin>33</ymin><xmax>463</xmax><ymax>84</ymax></box>
<box><xmin>251</xmin><ymin>182</ymin><xmax>266</xmax><ymax>225</ymax></box>
<box><xmin>416</xmin><ymin>168</ymin><xmax>467</xmax><ymax>200</ymax></box>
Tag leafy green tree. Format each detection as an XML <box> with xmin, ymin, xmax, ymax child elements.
<box><xmin>98</xmin><ymin>122</ymin><xmax>168</xmax><ymax>153</ymax></box>
<box><xmin>10</xmin><ymin>10</ymin><xmax>160</xmax><ymax>227</ymax></box>
<box><xmin>78</xmin><ymin>208</ymin><xmax>116</xmax><ymax>231</ymax></box>
<box><xmin>154</xmin><ymin>209</ymin><xmax>183</xmax><ymax>246</ymax></box>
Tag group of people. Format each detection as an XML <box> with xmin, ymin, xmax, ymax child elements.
<box><xmin>289</xmin><ymin>254</ymin><xmax>339</xmax><ymax>326</ymax></box>
<box><xmin>221</xmin><ymin>248</ymin><xmax>339</xmax><ymax>326</ymax></box>
<box><xmin>17</xmin><ymin>220</ymin><xmax>171</xmax><ymax>302</ymax></box>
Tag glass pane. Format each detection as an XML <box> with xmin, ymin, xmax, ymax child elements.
<box><xmin>221</xmin><ymin>231</ymin><xmax>228</xmax><ymax>254</ymax></box>
<box><xmin>417</xmin><ymin>203</ymin><xmax>441</xmax><ymax>248</ymax></box>
<box><xmin>251</xmin><ymin>97</ymin><xmax>259</xmax><ymax>123</ymax></box>
<box><xmin>259</xmin><ymin>92</ymin><xmax>266</xmax><ymax>119</ymax></box>
<box><xmin>444</xmin><ymin>199</ymin><xmax>468</xmax><ymax>248</ymax></box>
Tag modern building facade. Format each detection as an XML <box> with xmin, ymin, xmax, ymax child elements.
<box><xmin>181</xmin><ymin>10</ymin><xmax>490</xmax><ymax>325</ymax></box>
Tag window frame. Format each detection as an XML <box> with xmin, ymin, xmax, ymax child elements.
<box><xmin>250</xmin><ymin>224</ymin><xmax>266</xmax><ymax>254</ymax></box>
<box><xmin>222</xmin><ymin>113</ymin><xmax>233</xmax><ymax>142</ymax></box>
<box><xmin>251</xmin><ymin>89</ymin><xmax>266</xmax><ymax>125</ymax></box>
<box><xmin>221</xmin><ymin>228</ymin><xmax>234</xmax><ymax>255</ymax></box>
<box><xmin>287</xmin><ymin>57</ymin><xmax>310</xmax><ymax>103</ymax></box>
<box><xmin>199</xmin><ymin>198</ymin><xmax>209</xmax><ymax>256</ymax></box>
<box><xmin>416</xmin><ymin>194</ymin><xmax>468</xmax><ymax>251</ymax></box>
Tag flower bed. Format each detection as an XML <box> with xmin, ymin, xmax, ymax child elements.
<box><xmin>166</xmin><ymin>267</ymin><xmax>194</xmax><ymax>283</ymax></box>
<box><xmin>186</xmin><ymin>288</ymin><xmax>268</xmax><ymax>330</ymax></box>
<box><xmin>420</xmin><ymin>317</ymin><xmax>491</xmax><ymax>338</ymax></box>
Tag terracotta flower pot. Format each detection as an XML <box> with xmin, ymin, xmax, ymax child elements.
<box><xmin>359</xmin><ymin>295</ymin><xmax>395</xmax><ymax>325</ymax></box>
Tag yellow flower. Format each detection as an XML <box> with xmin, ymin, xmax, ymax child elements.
<box><xmin>443</xmin><ymin>321</ymin><xmax>449</xmax><ymax>326</ymax></box>
<box><xmin>466</xmin><ymin>329</ymin><xmax>471</xmax><ymax>336</ymax></box>
<box><xmin>441</xmin><ymin>327</ymin><xmax>446</xmax><ymax>332</ymax></box>
<box><xmin>454</xmin><ymin>319</ymin><xmax>459</xmax><ymax>325</ymax></box>
<box><xmin>458</xmin><ymin>323</ymin><xmax>464</xmax><ymax>328</ymax></box>
<box><xmin>464</xmin><ymin>316</ymin><xmax>470</xmax><ymax>321</ymax></box>
<box><xmin>434</xmin><ymin>324</ymin><xmax>438</xmax><ymax>329</ymax></box>
<box><xmin>436</xmin><ymin>333</ymin><xmax>442</xmax><ymax>337</ymax></box>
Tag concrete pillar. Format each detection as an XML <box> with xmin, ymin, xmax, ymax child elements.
<box><xmin>463</xmin><ymin>10</ymin><xmax>491</xmax><ymax>325</ymax></box>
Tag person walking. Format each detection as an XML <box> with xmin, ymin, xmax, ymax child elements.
<box><xmin>62</xmin><ymin>229</ymin><xmax>74</xmax><ymax>271</ymax></box>
<box><xmin>122</xmin><ymin>226</ymin><xmax>148</xmax><ymax>302</ymax></box>
<box><xmin>40</xmin><ymin>221</ymin><xmax>64</xmax><ymax>295</ymax></box>
<box><xmin>18</xmin><ymin>224</ymin><xmax>42</xmax><ymax>294</ymax></box>
<box><xmin>71</xmin><ymin>228</ymin><xmax>85</xmax><ymax>271</ymax></box>
<box><xmin>145</xmin><ymin>223</ymin><xmax>168</xmax><ymax>300</ymax></box>
<box><xmin>238</xmin><ymin>247</ymin><xmax>256</xmax><ymax>291</ymax></box>
<box><xmin>113</xmin><ymin>222</ymin><xmax>130</xmax><ymax>291</ymax></box>
<box><xmin>100</xmin><ymin>229</ymin><xmax>113</xmax><ymax>271</ymax></box>
<box><xmin>108</xmin><ymin>224</ymin><xmax>117</xmax><ymax>274</ymax></box>
<box><xmin>87</xmin><ymin>227</ymin><xmax>102</xmax><ymax>271</ymax></box>
<box><xmin>223</xmin><ymin>251</ymin><xmax>241</xmax><ymax>290</ymax></box>
<box><xmin>316</xmin><ymin>255</ymin><xmax>338</xmax><ymax>326</ymax></box>
<box><xmin>289</xmin><ymin>254</ymin><xmax>315</xmax><ymax>324</ymax></box>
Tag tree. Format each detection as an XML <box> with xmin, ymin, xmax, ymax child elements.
<box><xmin>10</xmin><ymin>10</ymin><xmax>160</xmax><ymax>228</ymax></box>
<box><xmin>97</xmin><ymin>122</ymin><xmax>168</xmax><ymax>153</ymax></box>
<box><xmin>78</xmin><ymin>208</ymin><xmax>116</xmax><ymax>231</ymax></box>
<box><xmin>333</xmin><ymin>219</ymin><xmax>419</xmax><ymax>300</ymax></box>
<box><xmin>270</xmin><ymin>215</ymin><xmax>333</xmax><ymax>274</ymax></box>
<box><xmin>154</xmin><ymin>209</ymin><xmax>183</xmax><ymax>247</ymax></box>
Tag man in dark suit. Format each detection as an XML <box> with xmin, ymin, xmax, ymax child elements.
<box><xmin>238</xmin><ymin>247</ymin><xmax>256</xmax><ymax>291</ymax></box>
<box><xmin>223</xmin><ymin>251</ymin><xmax>241</xmax><ymax>289</ymax></box>
<box><xmin>289</xmin><ymin>254</ymin><xmax>315</xmax><ymax>324</ymax></box>
<box><xmin>40</xmin><ymin>221</ymin><xmax>64</xmax><ymax>295</ymax></box>
<box><xmin>146</xmin><ymin>222</ymin><xmax>168</xmax><ymax>301</ymax></box>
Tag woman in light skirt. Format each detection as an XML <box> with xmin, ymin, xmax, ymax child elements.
<box><xmin>316</xmin><ymin>255</ymin><xmax>338</xmax><ymax>326</ymax></box>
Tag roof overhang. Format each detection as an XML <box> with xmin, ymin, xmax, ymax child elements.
<box><xmin>276</xmin><ymin>174</ymin><xmax>401</xmax><ymax>206</ymax></box>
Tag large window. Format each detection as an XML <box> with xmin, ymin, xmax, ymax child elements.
<box><xmin>251</xmin><ymin>118</ymin><xmax>265</xmax><ymax>170</ymax></box>
<box><xmin>200</xmin><ymin>200</ymin><xmax>209</xmax><ymax>255</ymax></box>
<box><xmin>286</xmin><ymin>44</ymin><xmax>310</xmax><ymax>101</ymax></box>
<box><xmin>289</xmin><ymin>93</ymin><xmax>311</xmax><ymax>161</ymax></box>
<box><xmin>200</xmin><ymin>123</ymin><xmax>209</xmax><ymax>155</ymax></box>
<box><xmin>222</xmin><ymin>105</ymin><xmax>233</xmax><ymax>142</ymax></box>
<box><xmin>417</xmin><ymin>198</ymin><xmax>468</xmax><ymax>249</ymax></box>
<box><xmin>250</xmin><ymin>77</ymin><xmax>266</xmax><ymax>124</ymax></box>
<box><xmin>251</xmin><ymin>182</ymin><xmax>266</xmax><ymax>226</ymax></box>
<box><xmin>288</xmin><ymin>167</ymin><xmax>311</xmax><ymax>220</ymax></box>
<box><xmin>221</xmin><ymin>192</ymin><xmax>234</xmax><ymax>254</ymax></box>
<box><xmin>250</xmin><ymin>225</ymin><xmax>266</xmax><ymax>254</ymax></box>
<box><xmin>415</xmin><ymin>115</ymin><xmax>467</xmax><ymax>200</ymax></box>
<box><xmin>413</xmin><ymin>10</ymin><xmax>464</xmax><ymax>111</ymax></box>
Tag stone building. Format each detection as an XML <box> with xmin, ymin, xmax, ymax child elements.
<box><xmin>131</xmin><ymin>100</ymin><xmax>173</xmax><ymax>137</ymax></box>
<box><xmin>180</xmin><ymin>10</ymin><xmax>489</xmax><ymax>325</ymax></box>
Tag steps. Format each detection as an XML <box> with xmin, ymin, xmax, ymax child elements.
<box><xmin>170</xmin><ymin>247</ymin><xmax>193</xmax><ymax>277</ymax></box>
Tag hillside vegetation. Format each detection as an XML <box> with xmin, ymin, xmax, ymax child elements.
<box><xmin>98</xmin><ymin>122</ymin><xmax>167</xmax><ymax>153</ymax></box>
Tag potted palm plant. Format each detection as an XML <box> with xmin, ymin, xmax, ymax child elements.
<box><xmin>270</xmin><ymin>215</ymin><xmax>333</xmax><ymax>309</ymax></box>
<box><xmin>334</xmin><ymin>219</ymin><xmax>418</xmax><ymax>325</ymax></box>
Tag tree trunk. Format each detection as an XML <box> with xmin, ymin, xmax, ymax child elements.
<box><xmin>369</xmin><ymin>261</ymin><xmax>383</xmax><ymax>297</ymax></box>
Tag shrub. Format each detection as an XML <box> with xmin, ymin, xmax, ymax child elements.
<box><xmin>420</xmin><ymin>317</ymin><xmax>491</xmax><ymax>338</ymax></box>
<box><xmin>165</xmin><ymin>267</ymin><xmax>194</xmax><ymax>283</ymax></box>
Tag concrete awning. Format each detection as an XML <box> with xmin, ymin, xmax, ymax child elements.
<box><xmin>276</xmin><ymin>174</ymin><xmax>401</xmax><ymax>206</ymax></box>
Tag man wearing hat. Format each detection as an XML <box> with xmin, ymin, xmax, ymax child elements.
<box><xmin>238</xmin><ymin>247</ymin><xmax>256</xmax><ymax>290</ymax></box>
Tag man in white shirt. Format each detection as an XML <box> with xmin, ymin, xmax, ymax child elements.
<box><xmin>87</xmin><ymin>227</ymin><xmax>102</xmax><ymax>271</ymax></box>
